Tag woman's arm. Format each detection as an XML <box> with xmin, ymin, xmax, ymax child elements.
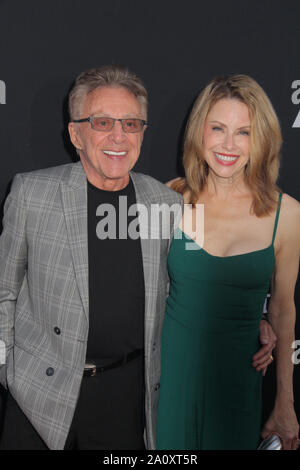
<box><xmin>262</xmin><ymin>194</ymin><xmax>300</xmax><ymax>450</ymax></box>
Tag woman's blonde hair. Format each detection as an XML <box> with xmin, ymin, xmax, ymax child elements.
<box><xmin>173</xmin><ymin>74</ymin><xmax>282</xmax><ymax>216</ymax></box>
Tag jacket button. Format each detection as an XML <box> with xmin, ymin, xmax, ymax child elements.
<box><xmin>54</xmin><ymin>327</ymin><xmax>61</xmax><ymax>335</ymax></box>
<box><xmin>154</xmin><ymin>383</ymin><xmax>160</xmax><ymax>391</ymax></box>
<box><xmin>152</xmin><ymin>342</ymin><xmax>156</xmax><ymax>352</ymax></box>
<box><xmin>46</xmin><ymin>367</ymin><xmax>54</xmax><ymax>376</ymax></box>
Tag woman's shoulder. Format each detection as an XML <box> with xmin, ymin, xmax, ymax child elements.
<box><xmin>280</xmin><ymin>193</ymin><xmax>300</xmax><ymax>218</ymax></box>
<box><xmin>277</xmin><ymin>192</ymin><xmax>300</xmax><ymax>241</ymax></box>
<box><xmin>165</xmin><ymin>177</ymin><xmax>191</xmax><ymax>203</ymax></box>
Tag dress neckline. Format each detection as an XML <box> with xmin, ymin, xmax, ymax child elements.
<box><xmin>178</xmin><ymin>228</ymin><xmax>274</xmax><ymax>259</ymax></box>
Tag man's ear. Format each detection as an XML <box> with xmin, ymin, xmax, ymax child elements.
<box><xmin>68</xmin><ymin>122</ymin><xmax>82</xmax><ymax>151</ymax></box>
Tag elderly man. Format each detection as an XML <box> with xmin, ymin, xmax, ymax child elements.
<box><xmin>0</xmin><ymin>65</ymin><xmax>275</xmax><ymax>450</ymax></box>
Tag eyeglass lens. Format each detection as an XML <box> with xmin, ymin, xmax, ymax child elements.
<box><xmin>91</xmin><ymin>117</ymin><xmax>144</xmax><ymax>133</ymax></box>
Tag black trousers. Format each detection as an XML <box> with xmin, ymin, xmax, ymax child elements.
<box><xmin>0</xmin><ymin>356</ymin><xmax>145</xmax><ymax>450</ymax></box>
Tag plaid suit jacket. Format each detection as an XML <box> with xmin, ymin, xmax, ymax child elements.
<box><xmin>0</xmin><ymin>161</ymin><xmax>183</xmax><ymax>449</ymax></box>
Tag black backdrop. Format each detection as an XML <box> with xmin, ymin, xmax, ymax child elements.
<box><xmin>0</xmin><ymin>0</ymin><xmax>299</xmax><ymax>439</ymax></box>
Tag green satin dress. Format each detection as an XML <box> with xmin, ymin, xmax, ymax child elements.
<box><xmin>156</xmin><ymin>194</ymin><xmax>282</xmax><ymax>450</ymax></box>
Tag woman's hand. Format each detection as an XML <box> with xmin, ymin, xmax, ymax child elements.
<box><xmin>261</xmin><ymin>403</ymin><xmax>300</xmax><ymax>450</ymax></box>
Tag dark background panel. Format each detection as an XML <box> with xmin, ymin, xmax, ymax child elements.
<box><xmin>0</xmin><ymin>0</ymin><xmax>299</xmax><ymax>440</ymax></box>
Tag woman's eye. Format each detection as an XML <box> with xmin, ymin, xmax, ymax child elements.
<box><xmin>212</xmin><ymin>126</ymin><xmax>223</xmax><ymax>131</ymax></box>
<box><xmin>239</xmin><ymin>130</ymin><xmax>250</xmax><ymax>136</ymax></box>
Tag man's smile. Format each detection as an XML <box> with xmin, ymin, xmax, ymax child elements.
<box><xmin>102</xmin><ymin>150</ymin><xmax>127</xmax><ymax>156</ymax></box>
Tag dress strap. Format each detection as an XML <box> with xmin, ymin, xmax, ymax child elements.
<box><xmin>272</xmin><ymin>192</ymin><xmax>283</xmax><ymax>245</ymax></box>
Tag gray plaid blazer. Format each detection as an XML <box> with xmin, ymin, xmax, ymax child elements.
<box><xmin>0</xmin><ymin>161</ymin><xmax>183</xmax><ymax>450</ymax></box>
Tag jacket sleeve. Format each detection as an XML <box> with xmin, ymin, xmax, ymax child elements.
<box><xmin>0</xmin><ymin>174</ymin><xmax>28</xmax><ymax>388</ymax></box>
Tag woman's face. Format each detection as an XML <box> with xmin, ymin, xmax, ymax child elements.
<box><xmin>202</xmin><ymin>98</ymin><xmax>251</xmax><ymax>181</ymax></box>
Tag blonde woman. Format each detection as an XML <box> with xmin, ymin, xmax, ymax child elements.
<box><xmin>156</xmin><ymin>75</ymin><xmax>300</xmax><ymax>450</ymax></box>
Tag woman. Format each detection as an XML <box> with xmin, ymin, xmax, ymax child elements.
<box><xmin>156</xmin><ymin>75</ymin><xmax>300</xmax><ymax>450</ymax></box>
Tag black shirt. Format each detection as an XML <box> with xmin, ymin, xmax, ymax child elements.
<box><xmin>86</xmin><ymin>178</ymin><xmax>145</xmax><ymax>361</ymax></box>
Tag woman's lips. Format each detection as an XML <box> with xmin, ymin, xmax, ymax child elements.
<box><xmin>214</xmin><ymin>152</ymin><xmax>239</xmax><ymax>166</ymax></box>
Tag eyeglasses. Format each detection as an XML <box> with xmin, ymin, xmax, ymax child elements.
<box><xmin>71</xmin><ymin>116</ymin><xmax>147</xmax><ymax>133</ymax></box>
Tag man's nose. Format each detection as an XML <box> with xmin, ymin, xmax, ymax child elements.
<box><xmin>108</xmin><ymin>120</ymin><xmax>126</xmax><ymax>142</ymax></box>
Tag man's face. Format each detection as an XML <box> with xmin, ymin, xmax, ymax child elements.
<box><xmin>68</xmin><ymin>86</ymin><xmax>146</xmax><ymax>190</ymax></box>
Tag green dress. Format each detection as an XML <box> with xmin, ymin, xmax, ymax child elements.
<box><xmin>156</xmin><ymin>194</ymin><xmax>282</xmax><ymax>450</ymax></box>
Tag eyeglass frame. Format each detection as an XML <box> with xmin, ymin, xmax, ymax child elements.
<box><xmin>71</xmin><ymin>115</ymin><xmax>147</xmax><ymax>133</ymax></box>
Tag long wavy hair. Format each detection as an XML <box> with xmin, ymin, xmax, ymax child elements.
<box><xmin>173</xmin><ymin>74</ymin><xmax>282</xmax><ymax>216</ymax></box>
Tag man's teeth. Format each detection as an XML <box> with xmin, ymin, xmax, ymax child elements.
<box><xmin>103</xmin><ymin>150</ymin><xmax>126</xmax><ymax>156</ymax></box>
<box><xmin>215</xmin><ymin>153</ymin><xmax>238</xmax><ymax>161</ymax></box>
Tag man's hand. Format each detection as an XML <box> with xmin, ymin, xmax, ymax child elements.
<box><xmin>252</xmin><ymin>319</ymin><xmax>277</xmax><ymax>376</ymax></box>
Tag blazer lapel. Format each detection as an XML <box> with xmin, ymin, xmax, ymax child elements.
<box><xmin>130</xmin><ymin>172</ymin><xmax>161</xmax><ymax>359</ymax></box>
<box><xmin>60</xmin><ymin>162</ymin><xmax>89</xmax><ymax>322</ymax></box>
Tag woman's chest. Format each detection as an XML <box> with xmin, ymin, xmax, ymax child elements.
<box><xmin>182</xmin><ymin>203</ymin><xmax>277</xmax><ymax>258</ymax></box>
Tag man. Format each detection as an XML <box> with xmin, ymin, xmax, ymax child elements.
<box><xmin>0</xmin><ymin>65</ymin><xmax>275</xmax><ymax>450</ymax></box>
